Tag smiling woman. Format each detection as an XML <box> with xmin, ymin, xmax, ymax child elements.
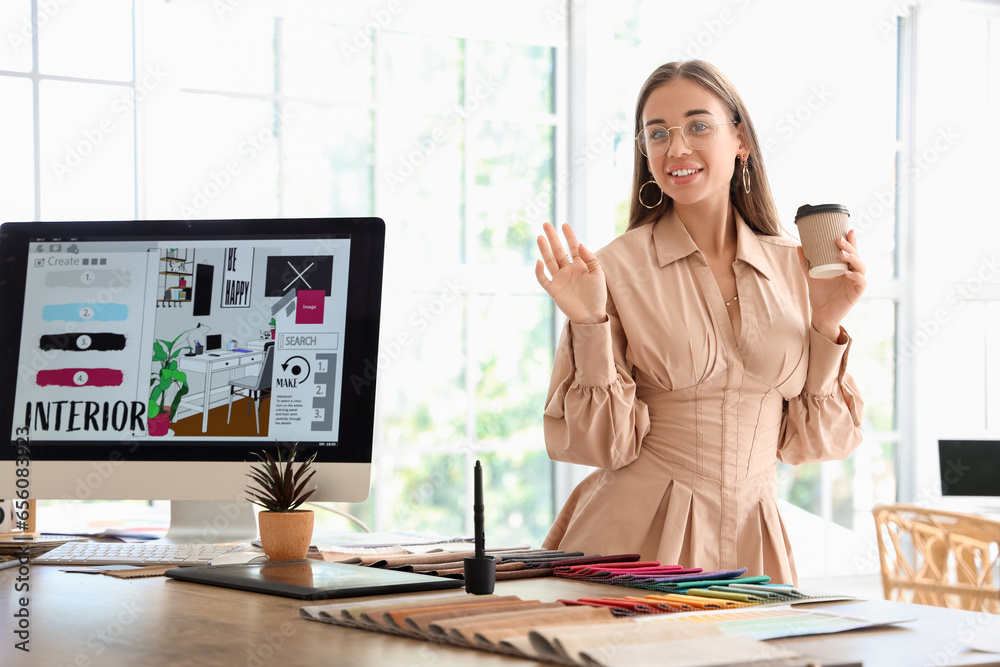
<box><xmin>629</xmin><ymin>66</ymin><xmax>782</xmax><ymax>241</ymax></box>
<box><xmin>535</xmin><ymin>60</ymin><xmax>868</xmax><ymax>584</ymax></box>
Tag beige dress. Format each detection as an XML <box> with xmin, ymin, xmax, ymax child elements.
<box><xmin>541</xmin><ymin>209</ymin><xmax>864</xmax><ymax>584</ymax></box>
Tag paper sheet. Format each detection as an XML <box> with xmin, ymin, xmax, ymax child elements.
<box><xmin>966</xmin><ymin>616</ymin><xmax>1000</xmax><ymax>654</ymax></box>
<box><xmin>635</xmin><ymin>605</ymin><xmax>914</xmax><ymax>640</ymax></box>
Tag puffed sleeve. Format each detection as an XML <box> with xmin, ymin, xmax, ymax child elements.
<box><xmin>777</xmin><ymin>326</ymin><xmax>865</xmax><ymax>464</ymax></box>
<box><xmin>542</xmin><ymin>293</ymin><xmax>651</xmax><ymax>470</ymax></box>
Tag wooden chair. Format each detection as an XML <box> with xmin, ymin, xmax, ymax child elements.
<box><xmin>872</xmin><ymin>503</ymin><xmax>1000</xmax><ymax>613</ymax></box>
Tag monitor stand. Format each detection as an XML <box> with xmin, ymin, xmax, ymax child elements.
<box><xmin>161</xmin><ymin>500</ymin><xmax>259</xmax><ymax>544</ymax></box>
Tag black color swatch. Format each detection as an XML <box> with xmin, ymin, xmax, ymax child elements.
<box><xmin>40</xmin><ymin>333</ymin><xmax>127</xmax><ymax>351</ymax></box>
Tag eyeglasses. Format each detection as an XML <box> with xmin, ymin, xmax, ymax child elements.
<box><xmin>636</xmin><ymin>117</ymin><xmax>736</xmax><ymax>158</ymax></box>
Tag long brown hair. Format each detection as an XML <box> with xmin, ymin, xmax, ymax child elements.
<box><xmin>627</xmin><ymin>61</ymin><xmax>782</xmax><ymax>236</ymax></box>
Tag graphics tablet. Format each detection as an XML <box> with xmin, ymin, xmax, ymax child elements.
<box><xmin>164</xmin><ymin>559</ymin><xmax>465</xmax><ymax>599</ymax></box>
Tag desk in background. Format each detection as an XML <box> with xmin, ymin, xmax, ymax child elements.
<box><xmin>3</xmin><ymin>564</ymin><xmax>999</xmax><ymax>666</ymax></box>
<box><xmin>178</xmin><ymin>350</ymin><xmax>265</xmax><ymax>432</ymax></box>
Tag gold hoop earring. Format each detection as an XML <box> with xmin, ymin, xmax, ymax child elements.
<box><xmin>639</xmin><ymin>179</ymin><xmax>663</xmax><ymax>209</ymax></box>
<box><xmin>740</xmin><ymin>156</ymin><xmax>751</xmax><ymax>194</ymax></box>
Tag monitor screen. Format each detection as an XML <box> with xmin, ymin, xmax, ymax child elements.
<box><xmin>938</xmin><ymin>439</ymin><xmax>1000</xmax><ymax>497</ymax></box>
<box><xmin>0</xmin><ymin>218</ymin><xmax>384</xmax><ymax>536</ymax></box>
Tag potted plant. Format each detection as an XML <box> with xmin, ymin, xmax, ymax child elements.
<box><xmin>245</xmin><ymin>443</ymin><xmax>317</xmax><ymax>561</ymax></box>
<box><xmin>148</xmin><ymin>332</ymin><xmax>191</xmax><ymax>436</ymax></box>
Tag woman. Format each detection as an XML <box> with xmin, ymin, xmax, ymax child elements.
<box><xmin>534</xmin><ymin>60</ymin><xmax>866</xmax><ymax>585</ymax></box>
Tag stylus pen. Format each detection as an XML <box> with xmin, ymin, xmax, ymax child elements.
<box><xmin>474</xmin><ymin>459</ymin><xmax>485</xmax><ymax>558</ymax></box>
<box><xmin>463</xmin><ymin>460</ymin><xmax>494</xmax><ymax>594</ymax></box>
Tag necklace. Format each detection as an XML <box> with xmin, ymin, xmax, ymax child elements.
<box><xmin>724</xmin><ymin>294</ymin><xmax>738</xmax><ymax>307</ymax></box>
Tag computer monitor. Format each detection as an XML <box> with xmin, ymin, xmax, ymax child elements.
<box><xmin>0</xmin><ymin>218</ymin><xmax>384</xmax><ymax>541</ymax></box>
<box><xmin>938</xmin><ymin>439</ymin><xmax>1000</xmax><ymax>510</ymax></box>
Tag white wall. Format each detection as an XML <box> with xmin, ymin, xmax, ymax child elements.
<box><xmin>908</xmin><ymin>0</ymin><xmax>1000</xmax><ymax>506</ymax></box>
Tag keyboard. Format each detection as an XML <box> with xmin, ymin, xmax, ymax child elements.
<box><xmin>33</xmin><ymin>541</ymin><xmax>253</xmax><ymax>566</ymax></box>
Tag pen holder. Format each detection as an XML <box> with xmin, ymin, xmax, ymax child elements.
<box><xmin>463</xmin><ymin>555</ymin><xmax>496</xmax><ymax>595</ymax></box>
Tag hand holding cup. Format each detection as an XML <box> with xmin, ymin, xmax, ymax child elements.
<box><xmin>795</xmin><ymin>204</ymin><xmax>867</xmax><ymax>341</ymax></box>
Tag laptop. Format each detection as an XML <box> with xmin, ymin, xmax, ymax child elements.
<box><xmin>165</xmin><ymin>559</ymin><xmax>465</xmax><ymax>599</ymax></box>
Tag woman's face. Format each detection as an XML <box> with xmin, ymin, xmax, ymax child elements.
<box><xmin>640</xmin><ymin>78</ymin><xmax>744</xmax><ymax>210</ymax></box>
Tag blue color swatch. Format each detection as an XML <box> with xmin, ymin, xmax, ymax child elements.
<box><xmin>42</xmin><ymin>303</ymin><xmax>129</xmax><ymax>322</ymax></box>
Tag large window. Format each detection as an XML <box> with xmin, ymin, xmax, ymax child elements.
<box><xmin>6</xmin><ymin>0</ymin><xmax>561</xmax><ymax>547</ymax></box>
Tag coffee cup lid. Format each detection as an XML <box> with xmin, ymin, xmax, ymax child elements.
<box><xmin>794</xmin><ymin>203</ymin><xmax>850</xmax><ymax>222</ymax></box>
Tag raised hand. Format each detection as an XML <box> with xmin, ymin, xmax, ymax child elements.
<box><xmin>798</xmin><ymin>229</ymin><xmax>868</xmax><ymax>342</ymax></box>
<box><xmin>535</xmin><ymin>222</ymin><xmax>608</xmax><ymax>325</ymax></box>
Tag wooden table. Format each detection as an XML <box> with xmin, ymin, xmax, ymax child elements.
<box><xmin>3</xmin><ymin>563</ymin><xmax>999</xmax><ymax>666</ymax></box>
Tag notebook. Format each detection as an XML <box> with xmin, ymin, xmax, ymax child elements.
<box><xmin>165</xmin><ymin>559</ymin><xmax>465</xmax><ymax>599</ymax></box>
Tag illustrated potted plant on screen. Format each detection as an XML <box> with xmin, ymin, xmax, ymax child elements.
<box><xmin>148</xmin><ymin>333</ymin><xmax>191</xmax><ymax>437</ymax></box>
<box><xmin>245</xmin><ymin>443</ymin><xmax>316</xmax><ymax>561</ymax></box>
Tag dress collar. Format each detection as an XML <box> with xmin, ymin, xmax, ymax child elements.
<box><xmin>651</xmin><ymin>207</ymin><xmax>775</xmax><ymax>281</ymax></box>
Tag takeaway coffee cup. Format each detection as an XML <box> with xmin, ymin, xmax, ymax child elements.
<box><xmin>794</xmin><ymin>203</ymin><xmax>850</xmax><ymax>279</ymax></box>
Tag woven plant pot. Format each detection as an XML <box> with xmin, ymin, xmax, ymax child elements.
<box><xmin>257</xmin><ymin>509</ymin><xmax>314</xmax><ymax>561</ymax></box>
